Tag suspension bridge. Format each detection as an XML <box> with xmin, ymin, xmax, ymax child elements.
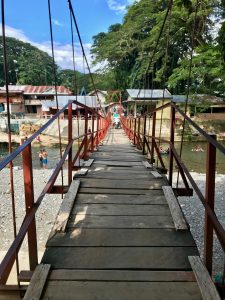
<box><xmin>1</xmin><ymin>0</ymin><xmax>225</xmax><ymax>299</ymax></box>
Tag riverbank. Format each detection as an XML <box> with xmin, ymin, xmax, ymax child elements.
<box><xmin>177</xmin><ymin>172</ymin><xmax>225</xmax><ymax>274</ymax></box>
<box><xmin>0</xmin><ymin>131</ymin><xmax>68</xmax><ymax>146</ymax></box>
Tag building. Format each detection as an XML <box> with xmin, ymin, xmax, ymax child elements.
<box><xmin>125</xmin><ymin>89</ymin><xmax>172</xmax><ymax>118</ymax></box>
<box><xmin>173</xmin><ymin>94</ymin><xmax>225</xmax><ymax>120</ymax></box>
<box><xmin>0</xmin><ymin>85</ymin><xmax>72</xmax><ymax>117</ymax></box>
<box><xmin>42</xmin><ymin>95</ymin><xmax>102</xmax><ymax>118</ymax></box>
<box><xmin>88</xmin><ymin>90</ymin><xmax>108</xmax><ymax>105</ymax></box>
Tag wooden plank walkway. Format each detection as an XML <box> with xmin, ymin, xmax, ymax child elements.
<box><xmin>37</xmin><ymin>129</ymin><xmax>205</xmax><ymax>299</ymax></box>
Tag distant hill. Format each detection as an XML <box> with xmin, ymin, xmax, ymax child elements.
<box><xmin>0</xmin><ymin>37</ymin><xmax>96</xmax><ymax>94</ymax></box>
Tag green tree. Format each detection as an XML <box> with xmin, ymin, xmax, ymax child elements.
<box><xmin>0</xmin><ymin>37</ymin><xmax>56</xmax><ymax>86</ymax></box>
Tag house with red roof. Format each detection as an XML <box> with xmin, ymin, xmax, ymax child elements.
<box><xmin>0</xmin><ymin>85</ymin><xmax>72</xmax><ymax>117</ymax></box>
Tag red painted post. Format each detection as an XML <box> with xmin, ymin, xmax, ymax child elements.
<box><xmin>137</xmin><ymin>117</ymin><xmax>141</xmax><ymax>148</ymax></box>
<box><xmin>142</xmin><ymin>115</ymin><xmax>147</xmax><ymax>155</ymax></box>
<box><xmin>96</xmin><ymin>114</ymin><xmax>99</xmax><ymax>146</ymax></box>
<box><xmin>91</xmin><ymin>111</ymin><xmax>95</xmax><ymax>151</ymax></box>
<box><xmin>133</xmin><ymin>118</ymin><xmax>137</xmax><ymax>145</ymax></box>
<box><xmin>83</xmin><ymin>108</ymin><xmax>88</xmax><ymax>159</ymax></box>
<box><xmin>204</xmin><ymin>135</ymin><xmax>216</xmax><ymax>275</ymax></box>
<box><xmin>168</xmin><ymin>106</ymin><xmax>175</xmax><ymax>185</ymax></box>
<box><xmin>68</xmin><ymin>102</ymin><xmax>73</xmax><ymax>184</ymax></box>
<box><xmin>150</xmin><ymin>112</ymin><xmax>156</xmax><ymax>164</ymax></box>
<box><xmin>22</xmin><ymin>144</ymin><xmax>38</xmax><ymax>270</ymax></box>
<box><xmin>129</xmin><ymin>118</ymin><xmax>132</xmax><ymax>139</ymax></box>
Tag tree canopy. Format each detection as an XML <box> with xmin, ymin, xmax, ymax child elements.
<box><xmin>91</xmin><ymin>0</ymin><xmax>225</xmax><ymax>96</ymax></box>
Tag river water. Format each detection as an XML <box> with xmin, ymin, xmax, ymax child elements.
<box><xmin>0</xmin><ymin>142</ymin><xmax>78</xmax><ymax>169</ymax></box>
<box><xmin>0</xmin><ymin>141</ymin><xmax>225</xmax><ymax>173</ymax></box>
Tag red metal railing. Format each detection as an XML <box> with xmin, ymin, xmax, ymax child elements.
<box><xmin>0</xmin><ymin>100</ymin><xmax>110</xmax><ymax>287</ymax></box>
<box><xmin>121</xmin><ymin>102</ymin><xmax>225</xmax><ymax>286</ymax></box>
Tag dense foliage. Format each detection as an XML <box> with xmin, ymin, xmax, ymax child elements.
<box><xmin>0</xmin><ymin>37</ymin><xmax>56</xmax><ymax>86</ymax></box>
<box><xmin>91</xmin><ymin>0</ymin><xmax>225</xmax><ymax>95</ymax></box>
<box><xmin>0</xmin><ymin>37</ymin><xmax>92</xmax><ymax>93</ymax></box>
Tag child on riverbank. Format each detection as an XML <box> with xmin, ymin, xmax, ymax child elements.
<box><xmin>42</xmin><ymin>149</ymin><xmax>48</xmax><ymax>169</ymax></box>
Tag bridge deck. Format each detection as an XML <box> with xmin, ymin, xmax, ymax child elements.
<box><xmin>40</xmin><ymin>129</ymin><xmax>202</xmax><ymax>299</ymax></box>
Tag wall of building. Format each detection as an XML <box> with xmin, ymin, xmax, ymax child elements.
<box><xmin>156</xmin><ymin>100</ymin><xmax>171</xmax><ymax>119</ymax></box>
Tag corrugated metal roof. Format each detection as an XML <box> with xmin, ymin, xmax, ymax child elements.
<box><xmin>43</xmin><ymin>95</ymin><xmax>100</xmax><ymax>109</ymax></box>
<box><xmin>126</xmin><ymin>89</ymin><xmax>172</xmax><ymax>99</ymax></box>
<box><xmin>0</xmin><ymin>85</ymin><xmax>72</xmax><ymax>95</ymax></box>
<box><xmin>172</xmin><ymin>95</ymin><xmax>224</xmax><ymax>104</ymax></box>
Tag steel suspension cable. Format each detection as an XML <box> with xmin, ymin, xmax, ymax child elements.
<box><xmin>157</xmin><ymin>3</ymin><xmax>173</xmax><ymax>166</ymax></box>
<box><xmin>137</xmin><ymin>0</ymin><xmax>173</xmax><ymax>98</ymax></box>
<box><xmin>67</xmin><ymin>0</ymin><xmax>106</xmax><ymax>117</ymax></box>
<box><xmin>69</xmin><ymin>8</ymin><xmax>80</xmax><ymax>166</ymax></box>
<box><xmin>47</xmin><ymin>0</ymin><xmax>64</xmax><ymax>194</ymax></box>
<box><xmin>1</xmin><ymin>0</ymin><xmax>20</xmax><ymax>287</ymax></box>
<box><xmin>176</xmin><ymin>0</ymin><xmax>199</xmax><ymax>187</ymax></box>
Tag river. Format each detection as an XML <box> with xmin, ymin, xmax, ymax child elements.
<box><xmin>0</xmin><ymin>141</ymin><xmax>225</xmax><ymax>173</ymax></box>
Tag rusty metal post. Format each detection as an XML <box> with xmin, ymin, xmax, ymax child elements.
<box><xmin>22</xmin><ymin>144</ymin><xmax>38</xmax><ymax>270</ymax></box>
<box><xmin>68</xmin><ymin>102</ymin><xmax>73</xmax><ymax>184</ymax></box>
<box><xmin>133</xmin><ymin>118</ymin><xmax>137</xmax><ymax>145</ymax></box>
<box><xmin>142</xmin><ymin>115</ymin><xmax>147</xmax><ymax>155</ymax></box>
<box><xmin>168</xmin><ymin>106</ymin><xmax>175</xmax><ymax>185</ymax></box>
<box><xmin>150</xmin><ymin>112</ymin><xmax>156</xmax><ymax>163</ymax></box>
<box><xmin>204</xmin><ymin>135</ymin><xmax>217</xmax><ymax>275</ymax></box>
<box><xmin>83</xmin><ymin>108</ymin><xmax>88</xmax><ymax>159</ymax></box>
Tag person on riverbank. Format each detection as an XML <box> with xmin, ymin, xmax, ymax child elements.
<box><xmin>38</xmin><ymin>150</ymin><xmax>43</xmax><ymax>167</ymax></box>
<box><xmin>42</xmin><ymin>149</ymin><xmax>48</xmax><ymax>169</ymax></box>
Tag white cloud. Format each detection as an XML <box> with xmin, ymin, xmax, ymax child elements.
<box><xmin>0</xmin><ymin>24</ymin><xmax>94</xmax><ymax>72</ymax></box>
<box><xmin>107</xmin><ymin>0</ymin><xmax>138</xmax><ymax>14</ymax></box>
<box><xmin>52</xmin><ymin>19</ymin><xmax>64</xmax><ymax>27</ymax></box>
<box><xmin>4</xmin><ymin>25</ymin><xmax>30</xmax><ymax>43</ymax></box>
<box><xmin>107</xmin><ymin>0</ymin><xmax>126</xmax><ymax>13</ymax></box>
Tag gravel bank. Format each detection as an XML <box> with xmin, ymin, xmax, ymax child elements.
<box><xmin>178</xmin><ymin>172</ymin><xmax>225</xmax><ymax>274</ymax></box>
<box><xmin>0</xmin><ymin>168</ymin><xmax>66</xmax><ymax>253</ymax></box>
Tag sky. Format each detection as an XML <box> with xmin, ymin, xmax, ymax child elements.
<box><xmin>1</xmin><ymin>0</ymin><xmax>136</xmax><ymax>71</ymax></box>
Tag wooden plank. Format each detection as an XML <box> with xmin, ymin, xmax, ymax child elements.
<box><xmin>189</xmin><ymin>256</ymin><xmax>220</xmax><ymax>300</ymax></box>
<box><xmin>74</xmin><ymin>168</ymin><xmax>88</xmax><ymax>176</ymax></box>
<box><xmin>19</xmin><ymin>269</ymin><xmax>196</xmax><ymax>282</ymax></box>
<box><xmin>69</xmin><ymin>215</ymin><xmax>174</xmax><ymax>229</ymax></box>
<box><xmin>91</xmin><ymin>152</ymin><xmax>143</xmax><ymax>158</ymax></box>
<box><xmin>162</xmin><ymin>186</ymin><xmax>188</xmax><ymax>230</ymax></box>
<box><xmin>78</xmin><ymin>172</ymin><xmax>155</xmax><ymax>180</ymax></box>
<box><xmin>90</xmin><ymin>167</ymin><xmax>154</xmax><ymax>173</ymax></box>
<box><xmin>46</xmin><ymin>228</ymin><xmax>196</xmax><ymax>247</ymax></box>
<box><xmin>79</xmin><ymin>178</ymin><xmax>165</xmax><ymax>189</ymax></box>
<box><xmin>49</xmin><ymin>180</ymin><xmax>80</xmax><ymax>238</ymax></box>
<box><xmin>42</xmin><ymin>281</ymin><xmax>202</xmax><ymax>300</ymax></box>
<box><xmin>72</xmin><ymin>204</ymin><xmax>170</xmax><ymax>216</ymax></box>
<box><xmin>79</xmin><ymin>188</ymin><xmax>162</xmax><ymax>195</ymax></box>
<box><xmin>41</xmin><ymin>247</ymin><xmax>198</xmax><ymax>270</ymax></box>
<box><xmin>142</xmin><ymin>161</ymin><xmax>153</xmax><ymax>169</ymax></box>
<box><xmin>93</xmin><ymin>160</ymin><xmax>142</xmax><ymax>166</ymax></box>
<box><xmin>151</xmin><ymin>171</ymin><xmax>162</xmax><ymax>178</ymax></box>
<box><xmin>83</xmin><ymin>159</ymin><xmax>94</xmax><ymax>167</ymax></box>
<box><xmin>76</xmin><ymin>193</ymin><xmax>166</xmax><ymax>205</ymax></box>
<box><xmin>23</xmin><ymin>264</ymin><xmax>51</xmax><ymax>300</ymax></box>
